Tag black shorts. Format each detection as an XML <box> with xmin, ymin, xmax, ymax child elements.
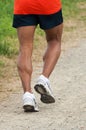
<box><xmin>13</xmin><ymin>9</ymin><xmax>63</xmax><ymax>30</ymax></box>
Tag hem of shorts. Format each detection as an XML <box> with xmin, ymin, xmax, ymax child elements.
<box><xmin>12</xmin><ymin>20</ymin><xmax>63</xmax><ymax>29</ymax></box>
<box><xmin>12</xmin><ymin>24</ymin><xmax>37</xmax><ymax>28</ymax></box>
<box><xmin>40</xmin><ymin>20</ymin><xmax>63</xmax><ymax>30</ymax></box>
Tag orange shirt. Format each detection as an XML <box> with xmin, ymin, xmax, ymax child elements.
<box><xmin>14</xmin><ymin>0</ymin><xmax>62</xmax><ymax>15</ymax></box>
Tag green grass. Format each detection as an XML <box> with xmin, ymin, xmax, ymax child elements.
<box><xmin>62</xmin><ymin>0</ymin><xmax>86</xmax><ymax>19</ymax></box>
<box><xmin>0</xmin><ymin>40</ymin><xmax>18</xmax><ymax>57</ymax></box>
<box><xmin>0</xmin><ymin>0</ymin><xmax>17</xmax><ymax>57</ymax></box>
<box><xmin>0</xmin><ymin>0</ymin><xmax>16</xmax><ymax>38</ymax></box>
<box><xmin>0</xmin><ymin>60</ymin><xmax>5</xmax><ymax>68</ymax></box>
<box><xmin>0</xmin><ymin>0</ymin><xmax>86</xmax><ymax>57</ymax></box>
<box><xmin>0</xmin><ymin>59</ymin><xmax>5</xmax><ymax>77</ymax></box>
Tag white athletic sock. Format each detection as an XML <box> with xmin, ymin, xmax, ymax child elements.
<box><xmin>24</xmin><ymin>92</ymin><xmax>35</xmax><ymax>98</ymax></box>
<box><xmin>40</xmin><ymin>74</ymin><xmax>49</xmax><ymax>83</ymax></box>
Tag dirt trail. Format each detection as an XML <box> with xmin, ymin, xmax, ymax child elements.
<box><xmin>0</xmin><ymin>35</ymin><xmax>86</xmax><ymax>129</ymax></box>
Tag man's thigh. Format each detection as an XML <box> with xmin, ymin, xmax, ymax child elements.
<box><xmin>45</xmin><ymin>23</ymin><xmax>63</xmax><ymax>42</ymax></box>
<box><xmin>17</xmin><ymin>26</ymin><xmax>36</xmax><ymax>44</ymax></box>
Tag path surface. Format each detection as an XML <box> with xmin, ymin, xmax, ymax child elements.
<box><xmin>0</xmin><ymin>38</ymin><xmax>86</xmax><ymax>130</ymax></box>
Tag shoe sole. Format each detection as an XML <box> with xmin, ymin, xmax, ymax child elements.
<box><xmin>34</xmin><ymin>84</ymin><xmax>55</xmax><ymax>104</ymax></box>
<box><xmin>23</xmin><ymin>105</ymin><xmax>38</xmax><ymax>112</ymax></box>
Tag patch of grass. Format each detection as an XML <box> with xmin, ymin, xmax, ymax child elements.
<box><xmin>35</xmin><ymin>26</ymin><xmax>44</xmax><ymax>36</ymax></box>
<box><xmin>0</xmin><ymin>0</ymin><xmax>17</xmax><ymax>57</ymax></box>
<box><xmin>0</xmin><ymin>1</ymin><xmax>15</xmax><ymax>40</ymax></box>
<box><xmin>62</xmin><ymin>0</ymin><xmax>86</xmax><ymax>19</ymax></box>
<box><xmin>0</xmin><ymin>61</ymin><xmax>5</xmax><ymax>68</ymax></box>
<box><xmin>0</xmin><ymin>60</ymin><xmax>5</xmax><ymax>77</ymax></box>
<box><xmin>0</xmin><ymin>40</ymin><xmax>18</xmax><ymax>57</ymax></box>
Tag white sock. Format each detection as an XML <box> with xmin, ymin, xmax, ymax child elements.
<box><xmin>40</xmin><ymin>74</ymin><xmax>49</xmax><ymax>83</ymax></box>
<box><xmin>24</xmin><ymin>92</ymin><xmax>34</xmax><ymax>97</ymax></box>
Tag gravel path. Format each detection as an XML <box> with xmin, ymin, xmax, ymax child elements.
<box><xmin>0</xmin><ymin>38</ymin><xmax>86</xmax><ymax>130</ymax></box>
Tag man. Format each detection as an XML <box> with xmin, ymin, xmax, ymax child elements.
<box><xmin>13</xmin><ymin>0</ymin><xmax>63</xmax><ymax>112</ymax></box>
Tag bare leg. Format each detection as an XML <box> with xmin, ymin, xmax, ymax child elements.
<box><xmin>42</xmin><ymin>24</ymin><xmax>63</xmax><ymax>78</ymax></box>
<box><xmin>17</xmin><ymin>26</ymin><xmax>36</xmax><ymax>93</ymax></box>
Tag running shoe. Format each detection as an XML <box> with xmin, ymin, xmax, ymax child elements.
<box><xmin>34</xmin><ymin>75</ymin><xmax>55</xmax><ymax>104</ymax></box>
<box><xmin>23</xmin><ymin>92</ymin><xmax>39</xmax><ymax>112</ymax></box>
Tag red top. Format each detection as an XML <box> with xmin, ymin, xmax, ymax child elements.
<box><xmin>14</xmin><ymin>0</ymin><xmax>62</xmax><ymax>15</ymax></box>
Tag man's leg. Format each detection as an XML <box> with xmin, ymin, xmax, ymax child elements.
<box><xmin>42</xmin><ymin>23</ymin><xmax>63</xmax><ymax>78</ymax></box>
<box><xmin>34</xmin><ymin>24</ymin><xmax>63</xmax><ymax>103</ymax></box>
<box><xmin>17</xmin><ymin>26</ymin><xmax>36</xmax><ymax>93</ymax></box>
<box><xmin>17</xmin><ymin>26</ymin><xmax>39</xmax><ymax>111</ymax></box>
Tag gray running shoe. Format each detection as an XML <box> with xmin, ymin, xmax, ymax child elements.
<box><xmin>34</xmin><ymin>76</ymin><xmax>55</xmax><ymax>104</ymax></box>
<box><xmin>23</xmin><ymin>92</ymin><xmax>39</xmax><ymax>112</ymax></box>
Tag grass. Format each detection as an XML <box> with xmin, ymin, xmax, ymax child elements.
<box><xmin>0</xmin><ymin>40</ymin><xmax>18</xmax><ymax>57</ymax></box>
<box><xmin>62</xmin><ymin>0</ymin><xmax>86</xmax><ymax>19</ymax></box>
<box><xmin>0</xmin><ymin>60</ymin><xmax>5</xmax><ymax>77</ymax></box>
<box><xmin>0</xmin><ymin>0</ymin><xmax>17</xmax><ymax>57</ymax></box>
<box><xmin>0</xmin><ymin>1</ymin><xmax>15</xmax><ymax>40</ymax></box>
<box><xmin>0</xmin><ymin>60</ymin><xmax>5</xmax><ymax>68</ymax></box>
<box><xmin>0</xmin><ymin>0</ymin><xmax>86</xmax><ymax>57</ymax></box>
